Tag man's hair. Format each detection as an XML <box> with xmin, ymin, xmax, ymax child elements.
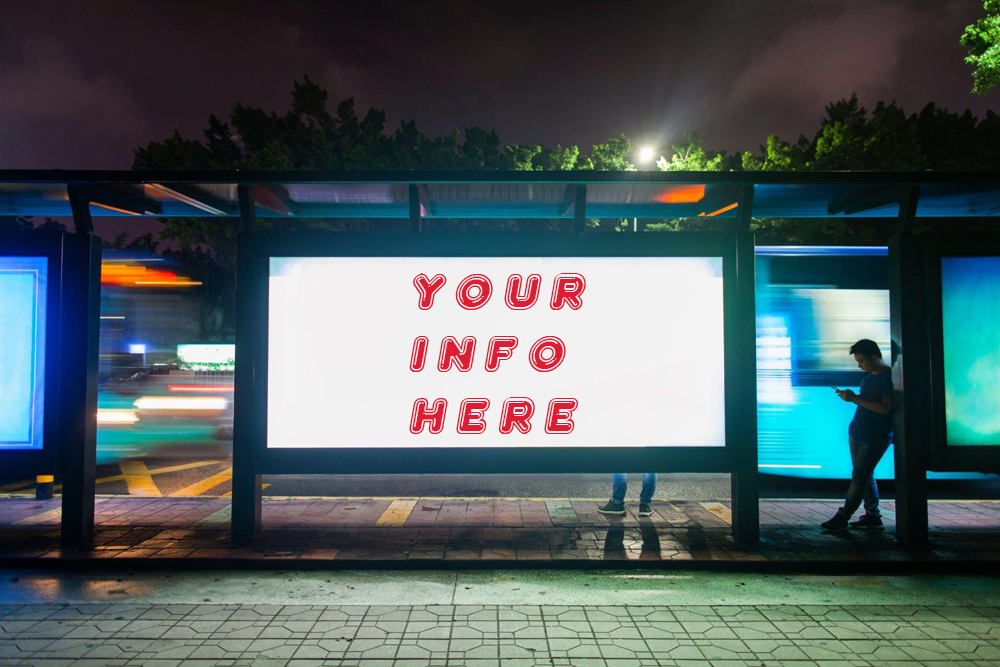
<box><xmin>850</xmin><ymin>339</ymin><xmax>882</xmax><ymax>358</ymax></box>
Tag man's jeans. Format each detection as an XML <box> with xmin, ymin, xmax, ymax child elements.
<box><xmin>841</xmin><ymin>437</ymin><xmax>889</xmax><ymax>517</ymax></box>
<box><xmin>612</xmin><ymin>473</ymin><xmax>657</xmax><ymax>504</ymax></box>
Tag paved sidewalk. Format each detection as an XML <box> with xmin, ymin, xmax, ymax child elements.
<box><xmin>2</xmin><ymin>601</ymin><xmax>998</xmax><ymax>666</ymax></box>
<box><xmin>1</xmin><ymin>496</ymin><xmax>999</xmax><ymax>565</ymax></box>
<box><xmin>2</xmin><ymin>568</ymin><xmax>999</xmax><ymax>666</ymax></box>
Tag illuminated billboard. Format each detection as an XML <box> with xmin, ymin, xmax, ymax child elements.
<box><xmin>941</xmin><ymin>256</ymin><xmax>1000</xmax><ymax>447</ymax></box>
<box><xmin>0</xmin><ymin>256</ymin><xmax>48</xmax><ymax>450</ymax></box>
<box><xmin>267</xmin><ymin>256</ymin><xmax>726</xmax><ymax>449</ymax></box>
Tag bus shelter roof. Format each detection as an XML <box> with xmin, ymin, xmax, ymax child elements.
<box><xmin>2</xmin><ymin>169</ymin><xmax>1000</xmax><ymax>220</ymax></box>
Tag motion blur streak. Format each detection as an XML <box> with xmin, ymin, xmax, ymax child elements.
<box><xmin>168</xmin><ymin>385</ymin><xmax>235</xmax><ymax>393</ymax></box>
<box><xmin>96</xmin><ymin>409</ymin><xmax>138</xmax><ymax>424</ymax></box>
<box><xmin>134</xmin><ymin>397</ymin><xmax>227</xmax><ymax>412</ymax></box>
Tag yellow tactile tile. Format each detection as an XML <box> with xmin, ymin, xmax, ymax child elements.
<box><xmin>698</xmin><ymin>501</ymin><xmax>732</xmax><ymax>525</ymax></box>
<box><xmin>374</xmin><ymin>499</ymin><xmax>418</xmax><ymax>526</ymax></box>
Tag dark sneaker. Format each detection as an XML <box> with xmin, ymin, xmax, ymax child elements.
<box><xmin>850</xmin><ymin>514</ymin><xmax>884</xmax><ymax>529</ymax></box>
<box><xmin>598</xmin><ymin>500</ymin><xmax>626</xmax><ymax>516</ymax></box>
<box><xmin>638</xmin><ymin>503</ymin><xmax>653</xmax><ymax>517</ymax></box>
<box><xmin>821</xmin><ymin>512</ymin><xmax>850</xmax><ymax>533</ymax></box>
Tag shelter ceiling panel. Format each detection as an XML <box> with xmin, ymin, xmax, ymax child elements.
<box><xmin>283</xmin><ymin>183</ymin><xmax>408</xmax><ymax>205</ymax></box>
<box><xmin>422</xmin><ymin>182</ymin><xmax>566</xmax><ymax>218</ymax></box>
<box><xmin>753</xmin><ymin>184</ymin><xmax>871</xmax><ymax>218</ymax></box>
<box><xmin>191</xmin><ymin>183</ymin><xmax>239</xmax><ymax>204</ymax></box>
<box><xmin>920</xmin><ymin>183</ymin><xmax>1000</xmax><ymax>216</ymax></box>
<box><xmin>586</xmin><ymin>182</ymin><xmax>744</xmax><ymax>218</ymax></box>
<box><xmin>0</xmin><ymin>182</ymin><xmax>69</xmax><ymax>216</ymax></box>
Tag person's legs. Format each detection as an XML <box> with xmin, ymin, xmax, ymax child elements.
<box><xmin>599</xmin><ymin>474</ymin><xmax>628</xmax><ymax>515</ymax></box>
<box><xmin>862</xmin><ymin>465</ymin><xmax>881</xmax><ymax>516</ymax></box>
<box><xmin>841</xmin><ymin>440</ymin><xmax>884</xmax><ymax>517</ymax></box>
<box><xmin>639</xmin><ymin>473</ymin><xmax>656</xmax><ymax>504</ymax></box>
<box><xmin>611</xmin><ymin>474</ymin><xmax>627</xmax><ymax>503</ymax></box>
<box><xmin>823</xmin><ymin>437</ymin><xmax>864</xmax><ymax>531</ymax></box>
<box><xmin>851</xmin><ymin>441</ymin><xmax>890</xmax><ymax>528</ymax></box>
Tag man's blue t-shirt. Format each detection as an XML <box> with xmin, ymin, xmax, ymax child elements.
<box><xmin>848</xmin><ymin>370</ymin><xmax>894</xmax><ymax>446</ymax></box>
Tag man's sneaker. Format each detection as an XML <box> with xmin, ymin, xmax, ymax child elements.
<box><xmin>821</xmin><ymin>511</ymin><xmax>850</xmax><ymax>533</ymax></box>
<box><xmin>850</xmin><ymin>514</ymin><xmax>884</xmax><ymax>529</ymax></box>
<box><xmin>598</xmin><ymin>500</ymin><xmax>626</xmax><ymax>516</ymax></box>
<box><xmin>638</xmin><ymin>503</ymin><xmax>653</xmax><ymax>517</ymax></box>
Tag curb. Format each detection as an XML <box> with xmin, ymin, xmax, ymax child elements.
<box><xmin>1</xmin><ymin>556</ymin><xmax>996</xmax><ymax>575</ymax></box>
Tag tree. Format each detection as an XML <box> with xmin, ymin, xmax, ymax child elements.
<box><xmin>810</xmin><ymin>95</ymin><xmax>927</xmax><ymax>170</ymax></box>
<box><xmin>742</xmin><ymin>135</ymin><xmax>806</xmax><ymax>172</ymax></box>
<box><xmin>657</xmin><ymin>132</ymin><xmax>738</xmax><ymax>171</ymax></box>
<box><xmin>962</xmin><ymin>0</ymin><xmax>1000</xmax><ymax>94</ymax></box>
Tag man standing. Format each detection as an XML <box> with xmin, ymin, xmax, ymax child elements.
<box><xmin>598</xmin><ymin>473</ymin><xmax>656</xmax><ymax>517</ymax></box>
<box><xmin>822</xmin><ymin>339</ymin><xmax>894</xmax><ymax>532</ymax></box>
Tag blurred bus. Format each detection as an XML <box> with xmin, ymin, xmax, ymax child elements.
<box><xmin>755</xmin><ymin>246</ymin><xmax>991</xmax><ymax>480</ymax></box>
<box><xmin>96</xmin><ymin>250</ymin><xmax>232</xmax><ymax>464</ymax></box>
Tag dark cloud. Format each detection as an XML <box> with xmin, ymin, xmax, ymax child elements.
<box><xmin>0</xmin><ymin>0</ymin><xmax>995</xmax><ymax>169</ymax></box>
<box><xmin>0</xmin><ymin>34</ymin><xmax>148</xmax><ymax>168</ymax></box>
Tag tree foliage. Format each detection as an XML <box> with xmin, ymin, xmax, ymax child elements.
<box><xmin>962</xmin><ymin>0</ymin><xmax>1000</xmax><ymax>94</ymax></box>
<box><xmin>657</xmin><ymin>92</ymin><xmax>1000</xmax><ymax>243</ymax></box>
<box><xmin>657</xmin><ymin>131</ymin><xmax>739</xmax><ymax>171</ymax></box>
<box><xmin>661</xmin><ymin>93</ymin><xmax>1000</xmax><ymax>174</ymax></box>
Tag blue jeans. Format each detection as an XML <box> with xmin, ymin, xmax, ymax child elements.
<box><xmin>612</xmin><ymin>473</ymin><xmax>656</xmax><ymax>504</ymax></box>
<box><xmin>841</xmin><ymin>437</ymin><xmax>889</xmax><ymax>517</ymax></box>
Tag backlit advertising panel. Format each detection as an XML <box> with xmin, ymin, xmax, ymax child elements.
<box><xmin>0</xmin><ymin>256</ymin><xmax>47</xmax><ymax>450</ymax></box>
<box><xmin>267</xmin><ymin>256</ymin><xmax>726</xmax><ymax>449</ymax></box>
<box><xmin>941</xmin><ymin>256</ymin><xmax>1000</xmax><ymax>447</ymax></box>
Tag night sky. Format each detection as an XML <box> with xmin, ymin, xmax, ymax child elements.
<box><xmin>1</xmin><ymin>0</ymin><xmax>997</xmax><ymax>170</ymax></box>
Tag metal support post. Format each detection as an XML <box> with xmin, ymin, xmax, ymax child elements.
<box><xmin>735</xmin><ymin>186</ymin><xmax>755</xmax><ymax>234</ymax></box>
<box><xmin>67</xmin><ymin>186</ymin><xmax>94</xmax><ymax>234</ymax></box>
<box><xmin>573</xmin><ymin>185</ymin><xmax>587</xmax><ymax>233</ymax></box>
<box><xmin>58</xmin><ymin>232</ymin><xmax>102</xmax><ymax>548</ymax></box>
<box><xmin>731</xmin><ymin>229</ymin><xmax>759</xmax><ymax>547</ymax></box>
<box><xmin>232</xmin><ymin>192</ymin><xmax>262</xmax><ymax>542</ymax></box>
<box><xmin>409</xmin><ymin>184</ymin><xmax>422</xmax><ymax>232</ymax></box>
<box><xmin>888</xmin><ymin>230</ymin><xmax>930</xmax><ymax>547</ymax></box>
<box><xmin>237</xmin><ymin>185</ymin><xmax>256</xmax><ymax>234</ymax></box>
<box><xmin>895</xmin><ymin>186</ymin><xmax>920</xmax><ymax>235</ymax></box>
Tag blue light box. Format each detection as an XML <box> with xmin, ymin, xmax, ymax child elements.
<box><xmin>941</xmin><ymin>256</ymin><xmax>1000</xmax><ymax>447</ymax></box>
<box><xmin>0</xmin><ymin>256</ymin><xmax>48</xmax><ymax>450</ymax></box>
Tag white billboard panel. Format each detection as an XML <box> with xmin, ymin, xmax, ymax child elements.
<box><xmin>267</xmin><ymin>256</ymin><xmax>725</xmax><ymax>448</ymax></box>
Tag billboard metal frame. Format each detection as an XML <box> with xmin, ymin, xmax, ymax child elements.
<box><xmin>0</xmin><ymin>231</ymin><xmax>102</xmax><ymax>547</ymax></box>
<box><xmin>231</xmin><ymin>231</ymin><xmax>759</xmax><ymax>543</ymax></box>
<box><xmin>0</xmin><ymin>233</ymin><xmax>63</xmax><ymax>477</ymax></box>
<box><xmin>924</xmin><ymin>233</ymin><xmax>1000</xmax><ymax>472</ymax></box>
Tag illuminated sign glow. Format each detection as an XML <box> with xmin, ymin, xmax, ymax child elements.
<box><xmin>177</xmin><ymin>344</ymin><xmax>235</xmax><ymax>371</ymax></box>
<box><xmin>267</xmin><ymin>257</ymin><xmax>726</xmax><ymax>449</ymax></box>
<box><xmin>0</xmin><ymin>256</ymin><xmax>47</xmax><ymax>450</ymax></box>
<box><xmin>941</xmin><ymin>256</ymin><xmax>1000</xmax><ymax>447</ymax></box>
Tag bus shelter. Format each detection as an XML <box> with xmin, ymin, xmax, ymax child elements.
<box><xmin>1</xmin><ymin>169</ymin><xmax>999</xmax><ymax>550</ymax></box>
